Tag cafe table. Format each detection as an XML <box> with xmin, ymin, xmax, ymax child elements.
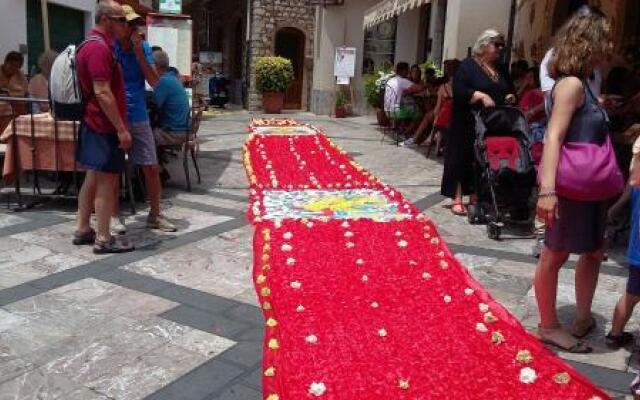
<box><xmin>0</xmin><ymin>112</ymin><xmax>81</xmax><ymax>183</ymax></box>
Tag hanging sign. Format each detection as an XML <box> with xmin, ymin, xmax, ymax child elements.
<box><xmin>159</xmin><ymin>0</ymin><xmax>182</xmax><ymax>14</ymax></box>
<box><xmin>334</xmin><ymin>47</ymin><xmax>356</xmax><ymax>78</ymax></box>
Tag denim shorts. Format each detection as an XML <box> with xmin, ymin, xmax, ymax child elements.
<box><xmin>627</xmin><ymin>266</ymin><xmax>640</xmax><ymax>296</ymax></box>
<box><xmin>129</xmin><ymin>120</ymin><xmax>158</xmax><ymax>166</ymax></box>
<box><xmin>76</xmin><ymin>125</ymin><xmax>125</xmax><ymax>174</ymax></box>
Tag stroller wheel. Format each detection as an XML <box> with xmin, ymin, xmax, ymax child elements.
<box><xmin>487</xmin><ymin>222</ymin><xmax>502</xmax><ymax>240</ymax></box>
<box><xmin>467</xmin><ymin>204</ymin><xmax>477</xmax><ymax>224</ymax></box>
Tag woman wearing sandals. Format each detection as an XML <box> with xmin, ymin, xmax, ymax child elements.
<box><xmin>440</xmin><ymin>30</ymin><xmax>515</xmax><ymax>216</ymax></box>
<box><xmin>535</xmin><ymin>6</ymin><xmax>621</xmax><ymax>354</ymax></box>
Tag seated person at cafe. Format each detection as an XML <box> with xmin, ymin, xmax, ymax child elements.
<box><xmin>383</xmin><ymin>62</ymin><xmax>424</xmax><ymax>130</ymax></box>
<box><xmin>28</xmin><ymin>50</ymin><xmax>59</xmax><ymax>112</ymax></box>
<box><xmin>152</xmin><ymin>50</ymin><xmax>190</xmax><ymax>146</ymax></box>
<box><xmin>0</xmin><ymin>51</ymin><xmax>29</xmax><ymax>121</ymax></box>
<box><xmin>0</xmin><ymin>51</ymin><xmax>28</xmax><ymax>97</ymax></box>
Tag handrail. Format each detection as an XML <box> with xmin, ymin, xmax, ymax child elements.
<box><xmin>0</xmin><ymin>96</ymin><xmax>48</xmax><ymax>103</ymax></box>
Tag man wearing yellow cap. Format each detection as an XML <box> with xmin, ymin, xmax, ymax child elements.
<box><xmin>112</xmin><ymin>5</ymin><xmax>177</xmax><ymax>233</ymax></box>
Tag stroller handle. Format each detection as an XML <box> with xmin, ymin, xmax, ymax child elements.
<box><xmin>472</xmin><ymin>105</ymin><xmax>527</xmax><ymax>120</ymax></box>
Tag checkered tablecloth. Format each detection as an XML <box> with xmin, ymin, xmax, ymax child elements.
<box><xmin>0</xmin><ymin>113</ymin><xmax>78</xmax><ymax>142</ymax></box>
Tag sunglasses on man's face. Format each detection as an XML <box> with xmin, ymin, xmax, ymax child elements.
<box><xmin>109</xmin><ymin>15</ymin><xmax>127</xmax><ymax>24</ymax></box>
<box><xmin>493</xmin><ymin>42</ymin><xmax>506</xmax><ymax>49</ymax></box>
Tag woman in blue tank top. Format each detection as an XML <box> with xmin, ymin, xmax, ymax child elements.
<box><xmin>534</xmin><ymin>5</ymin><xmax>613</xmax><ymax>354</ymax></box>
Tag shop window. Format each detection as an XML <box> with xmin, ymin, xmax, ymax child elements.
<box><xmin>363</xmin><ymin>18</ymin><xmax>397</xmax><ymax>74</ymax></box>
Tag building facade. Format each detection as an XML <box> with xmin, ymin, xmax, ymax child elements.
<box><xmin>512</xmin><ymin>0</ymin><xmax>639</xmax><ymax>64</ymax></box>
<box><xmin>1</xmin><ymin>0</ymin><xmax>95</xmax><ymax>74</ymax></box>
<box><xmin>247</xmin><ymin>0</ymin><xmax>316</xmax><ymax>111</ymax></box>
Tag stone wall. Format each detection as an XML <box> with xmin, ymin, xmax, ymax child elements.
<box><xmin>248</xmin><ymin>0</ymin><xmax>316</xmax><ymax>111</ymax></box>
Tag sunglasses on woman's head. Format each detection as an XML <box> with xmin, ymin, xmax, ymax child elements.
<box><xmin>575</xmin><ymin>5</ymin><xmax>606</xmax><ymax>18</ymax></box>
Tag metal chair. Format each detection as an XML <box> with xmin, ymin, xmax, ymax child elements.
<box><xmin>382</xmin><ymin>83</ymin><xmax>414</xmax><ymax>146</ymax></box>
<box><xmin>157</xmin><ymin>103</ymin><xmax>202</xmax><ymax>192</ymax></box>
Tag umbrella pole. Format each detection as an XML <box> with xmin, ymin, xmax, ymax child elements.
<box><xmin>41</xmin><ymin>0</ymin><xmax>51</xmax><ymax>51</ymax></box>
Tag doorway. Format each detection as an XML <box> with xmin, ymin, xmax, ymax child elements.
<box><xmin>275</xmin><ymin>27</ymin><xmax>305</xmax><ymax>109</ymax></box>
<box><xmin>26</xmin><ymin>0</ymin><xmax>85</xmax><ymax>73</ymax></box>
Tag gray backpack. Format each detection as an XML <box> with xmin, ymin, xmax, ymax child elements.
<box><xmin>49</xmin><ymin>36</ymin><xmax>102</xmax><ymax>121</ymax></box>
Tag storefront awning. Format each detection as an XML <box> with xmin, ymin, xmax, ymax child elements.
<box><xmin>364</xmin><ymin>0</ymin><xmax>431</xmax><ymax>28</ymax></box>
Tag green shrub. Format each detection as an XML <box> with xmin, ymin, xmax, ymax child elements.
<box><xmin>364</xmin><ymin>74</ymin><xmax>381</xmax><ymax>108</ymax></box>
<box><xmin>335</xmin><ymin>91</ymin><xmax>348</xmax><ymax>107</ymax></box>
<box><xmin>364</xmin><ymin>67</ymin><xmax>393</xmax><ymax>109</ymax></box>
<box><xmin>255</xmin><ymin>56</ymin><xmax>294</xmax><ymax>93</ymax></box>
<box><xmin>420</xmin><ymin>60</ymin><xmax>443</xmax><ymax>78</ymax></box>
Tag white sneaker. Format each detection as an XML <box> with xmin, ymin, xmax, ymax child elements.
<box><xmin>111</xmin><ymin>216</ymin><xmax>127</xmax><ymax>235</ymax></box>
<box><xmin>400</xmin><ymin>138</ymin><xmax>417</xmax><ymax>147</ymax></box>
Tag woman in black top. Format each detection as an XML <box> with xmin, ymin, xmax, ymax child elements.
<box><xmin>441</xmin><ymin>29</ymin><xmax>515</xmax><ymax>215</ymax></box>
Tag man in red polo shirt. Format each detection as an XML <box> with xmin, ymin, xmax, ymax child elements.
<box><xmin>73</xmin><ymin>0</ymin><xmax>134</xmax><ymax>253</ymax></box>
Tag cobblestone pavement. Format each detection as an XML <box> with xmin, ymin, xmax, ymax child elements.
<box><xmin>0</xmin><ymin>112</ymin><xmax>637</xmax><ymax>399</ymax></box>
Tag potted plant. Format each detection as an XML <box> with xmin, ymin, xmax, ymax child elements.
<box><xmin>334</xmin><ymin>90</ymin><xmax>348</xmax><ymax>118</ymax></box>
<box><xmin>364</xmin><ymin>68</ymin><xmax>393</xmax><ymax>126</ymax></box>
<box><xmin>255</xmin><ymin>56</ymin><xmax>294</xmax><ymax>114</ymax></box>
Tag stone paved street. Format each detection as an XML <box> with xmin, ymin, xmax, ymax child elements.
<box><xmin>0</xmin><ymin>113</ymin><xmax>637</xmax><ymax>399</ymax></box>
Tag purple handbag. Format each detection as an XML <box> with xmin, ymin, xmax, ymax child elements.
<box><xmin>553</xmin><ymin>135</ymin><xmax>624</xmax><ymax>201</ymax></box>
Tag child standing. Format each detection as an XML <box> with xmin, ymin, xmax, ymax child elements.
<box><xmin>616</xmin><ymin>137</ymin><xmax>640</xmax><ymax>399</ymax></box>
<box><xmin>607</xmin><ymin>186</ymin><xmax>640</xmax><ymax>349</ymax></box>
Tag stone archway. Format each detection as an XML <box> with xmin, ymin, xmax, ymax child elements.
<box><xmin>275</xmin><ymin>27</ymin><xmax>306</xmax><ymax>110</ymax></box>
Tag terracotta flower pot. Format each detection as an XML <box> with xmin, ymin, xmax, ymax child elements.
<box><xmin>335</xmin><ymin>106</ymin><xmax>347</xmax><ymax>118</ymax></box>
<box><xmin>262</xmin><ymin>92</ymin><xmax>285</xmax><ymax>114</ymax></box>
<box><xmin>376</xmin><ymin>109</ymin><xmax>389</xmax><ymax>126</ymax></box>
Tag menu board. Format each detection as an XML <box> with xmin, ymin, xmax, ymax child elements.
<box><xmin>146</xmin><ymin>14</ymin><xmax>192</xmax><ymax>77</ymax></box>
<box><xmin>334</xmin><ymin>47</ymin><xmax>356</xmax><ymax>78</ymax></box>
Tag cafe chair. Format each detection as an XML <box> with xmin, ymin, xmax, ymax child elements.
<box><xmin>157</xmin><ymin>104</ymin><xmax>202</xmax><ymax>192</ymax></box>
<box><xmin>382</xmin><ymin>84</ymin><xmax>412</xmax><ymax>146</ymax></box>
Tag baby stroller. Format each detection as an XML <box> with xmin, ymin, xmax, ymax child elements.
<box><xmin>468</xmin><ymin>106</ymin><xmax>537</xmax><ymax>240</ymax></box>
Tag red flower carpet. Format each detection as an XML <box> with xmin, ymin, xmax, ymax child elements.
<box><xmin>243</xmin><ymin>119</ymin><xmax>609</xmax><ymax>400</ymax></box>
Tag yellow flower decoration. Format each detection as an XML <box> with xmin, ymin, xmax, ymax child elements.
<box><xmin>256</xmin><ymin>275</ymin><xmax>266</xmax><ymax>284</ymax></box>
<box><xmin>262</xmin><ymin>264</ymin><xmax>271</xmax><ymax>271</ymax></box>
<box><xmin>303</xmin><ymin>195</ymin><xmax>386</xmax><ymax>214</ymax></box>
<box><xmin>261</xmin><ymin>287</ymin><xmax>271</xmax><ymax>297</ymax></box>
<box><xmin>491</xmin><ymin>331</ymin><xmax>505</xmax><ymax>345</ymax></box>
<box><xmin>266</xmin><ymin>318</ymin><xmax>278</xmax><ymax>328</ymax></box>
<box><xmin>263</xmin><ymin>243</ymin><xmax>271</xmax><ymax>252</ymax></box>
<box><xmin>264</xmin><ymin>366</ymin><xmax>276</xmax><ymax>377</ymax></box>
<box><xmin>516</xmin><ymin>350</ymin><xmax>533</xmax><ymax>364</ymax></box>
<box><xmin>268</xmin><ymin>338</ymin><xmax>280</xmax><ymax>350</ymax></box>
<box><xmin>262</xmin><ymin>302</ymin><xmax>272</xmax><ymax>311</ymax></box>
<box><xmin>553</xmin><ymin>372</ymin><xmax>571</xmax><ymax>385</ymax></box>
<box><xmin>266</xmin><ymin>394</ymin><xmax>279</xmax><ymax>400</ymax></box>
<box><xmin>262</xmin><ymin>254</ymin><xmax>270</xmax><ymax>262</ymax></box>
<box><xmin>398</xmin><ymin>378</ymin><xmax>410</xmax><ymax>390</ymax></box>
<box><xmin>484</xmin><ymin>312</ymin><xmax>498</xmax><ymax>324</ymax></box>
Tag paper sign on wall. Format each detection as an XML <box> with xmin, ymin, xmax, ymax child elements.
<box><xmin>159</xmin><ymin>0</ymin><xmax>182</xmax><ymax>14</ymax></box>
<box><xmin>334</xmin><ymin>47</ymin><xmax>356</xmax><ymax>78</ymax></box>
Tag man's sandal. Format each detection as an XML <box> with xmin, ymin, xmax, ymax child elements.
<box><xmin>72</xmin><ymin>229</ymin><xmax>96</xmax><ymax>245</ymax></box>
<box><xmin>572</xmin><ymin>317</ymin><xmax>597</xmax><ymax>339</ymax></box>
<box><xmin>605</xmin><ymin>332</ymin><xmax>634</xmax><ymax>349</ymax></box>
